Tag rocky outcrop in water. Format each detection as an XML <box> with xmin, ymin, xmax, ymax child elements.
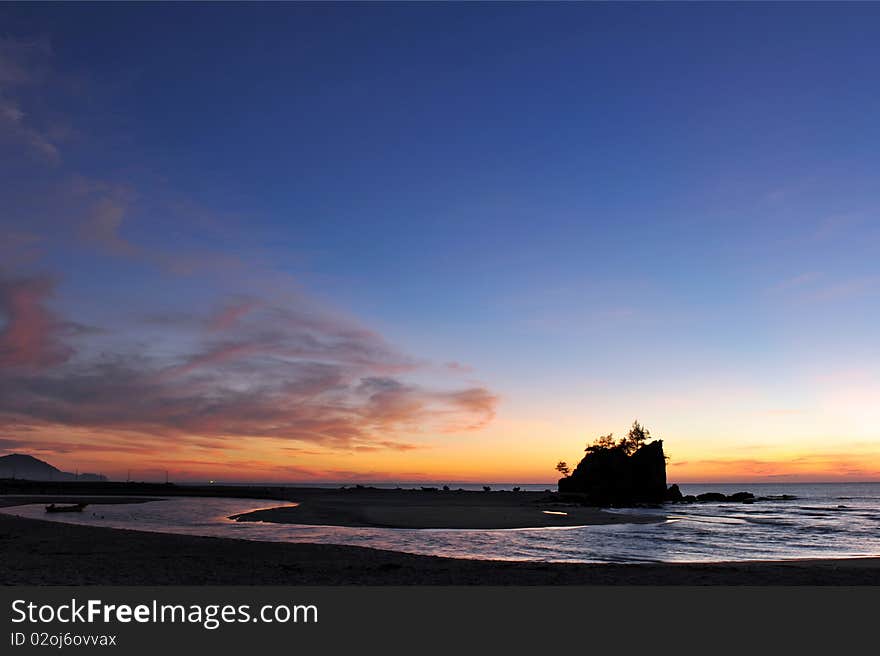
<box><xmin>665</xmin><ymin>483</ymin><xmax>684</xmax><ymax>501</ymax></box>
<box><xmin>670</xmin><ymin>491</ymin><xmax>796</xmax><ymax>504</ymax></box>
<box><xmin>557</xmin><ymin>440</ymin><xmax>667</xmax><ymax>505</ymax></box>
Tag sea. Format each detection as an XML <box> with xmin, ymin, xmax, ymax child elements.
<box><xmin>5</xmin><ymin>482</ymin><xmax>880</xmax><ymax>563</ymax></box>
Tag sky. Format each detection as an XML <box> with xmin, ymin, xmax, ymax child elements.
<box><xmin>1</xmin><ymin>3</ymin><xmax>879</xmax><ymax>484</ymax></box>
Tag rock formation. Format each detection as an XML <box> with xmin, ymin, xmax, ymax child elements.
<box><xmin>557</xmin><ymin>440</ymin><xmax>667</xmax><ymax>505</ymax></box>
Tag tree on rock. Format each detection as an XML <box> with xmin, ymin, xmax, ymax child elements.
<box><xmin>557</xmin><ymin>420</ymin><xmax>667</xmax><ymax>505</ymax></box>
<box><xmin>586</xmin><ymin>433</ymin><xmax>616</xmax><ymax>453</ymax></box>
<box><xmin>619</xmin><ymin>420</ymin><xmax>650</xmax><ymax>455</ymax></box>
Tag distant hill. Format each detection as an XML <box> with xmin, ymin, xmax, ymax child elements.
<box><xmin>0</xmin><ymin>453</ymin><xmax>107</xmax><ymax>482</ymax></box>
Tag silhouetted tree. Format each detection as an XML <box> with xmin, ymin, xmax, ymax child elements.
<box><xmin>555</xmin><ymin>461</ymin><xmax>571</xmax><ymax>477</ymax></box>
<box><xmin>619</xmin><ymin>420</ymin><xmax>651</xmax><ymax>455</ymax></box>
<box><xmin>585</xmin><ymin>433</ymin><xmax>616</xmax><ymax>453</ymax></box>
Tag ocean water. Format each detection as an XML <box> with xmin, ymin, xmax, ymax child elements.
<box><xmin>5</xmin><ymin>483</ymin><xmax>880</xmax><ymax>563</ymax></box>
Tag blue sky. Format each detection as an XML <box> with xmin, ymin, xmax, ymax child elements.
<box><xmin>1</xmin><ymin>3</ymin><xmax>879</xmax><ymax>481</ymax></box>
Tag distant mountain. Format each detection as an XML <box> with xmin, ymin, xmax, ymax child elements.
<box><xmin>0</xmin><ymin>453</ymin><xmax>107</xmax><ymax>482</ymax></box>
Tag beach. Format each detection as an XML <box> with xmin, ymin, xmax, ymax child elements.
<box><xmin>3</xmin><ymin>492</ymin><xmax>880</xmax><ymax>585</ymax></box>
<box><xmin>228</xmin><ymin>487</ymin><xmax>662</xmax><ymax>529</ymax></box>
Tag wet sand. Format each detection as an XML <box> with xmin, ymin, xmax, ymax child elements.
<box><xmin>3</xmin><ymin>496</ymin><xmax>880</xmax><ymax>584</ymax></box>
<box><xmin>228</xmin><ymin>488</ymin><xmax>661</xmax><ymax>529</ymax></box>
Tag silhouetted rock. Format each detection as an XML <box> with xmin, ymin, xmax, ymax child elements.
<box><xmin>665</xmin><ymin>484</ymin><xmax>683</xmax><ymax>501</ymax></box>
<box><xmin>695</xmin><ymin>491</ymin><xmax>757</xmax><ymax>503</ymax></box>
<box><xmin>557</xmin><ymin>440</ymin><xmax>667</xmax><ymax>505</ymax></box>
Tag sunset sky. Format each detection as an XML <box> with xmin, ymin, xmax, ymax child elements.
<box><xmin>1</xmin><ymin>3</ymin><xmax>879</xmax><ymax>484</ymax></box>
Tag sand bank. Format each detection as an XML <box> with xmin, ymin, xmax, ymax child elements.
<box><xmin>229</xmin><ymin>489</ymin><xmax>661</xmax><ymax>529</ymax></box>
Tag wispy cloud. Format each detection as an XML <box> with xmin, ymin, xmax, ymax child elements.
<box><xmin>767</xmin><ymin>272</ymin><xmax>821</xmax><ymax>294</ymax></box>
<box><xmin>806</xmin><ymin>276</ymin><xmax>879</xmax><ymax>303</ymax></box>
<box><xmin>0</xmin><ymin>36</ymin><xmax>61</xmax><ymax>163</ymax></box>
<box><xmin>0</xmin><ymin>277</ymin><xmax>499</xmax><ymax>452</ymax></box>
<box><xmin>766</xmin><ymin>271</ymin><xmax>878</xmax><ymax>304</ymax></box>
<box><xmin>71</xmin><ymin>178</ymin><xmax>140</xmax><ymax>257</ymax></box>
<box><xmin>811</xmin><ymin>212</ymin><xmax>866</xmax><ymax>242</ymax></box>
<box><xmin>445</xmin><ymin>361</ymin><xmax>473</xmax><ymax>374</ymax></box>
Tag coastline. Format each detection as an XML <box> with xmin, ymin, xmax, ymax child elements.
<box><xmin>3</xmin><ymin>496</ymin><xmax>880</xmax><ymax>585</ymax></box>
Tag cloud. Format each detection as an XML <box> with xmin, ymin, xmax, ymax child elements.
<box><xmin>349</xmin><ymin>441</ymin><xmax>422</xmax><ymax>453</ymax></box>
<box><xmin>0</xmin><ymin>33</ymin><xmax>499</xmax><ymax>465</ymax></box>
<box><xmin>435</xmin><ymin>387</ymin><xmax>498</xmax><ymax>431</ymax></box>
<box><xmin>766</xmin><ymin>271</ymin><xmax>878</xmax><ymax>304</ymax></box>
<box><xmin>807</xmin><ymin>276</ymin><xmax>878</xmax><ymax>303</ymax></box>
<box><xmin>0</xmin><ymin>274</ymin><xmax>77</xmax><ymax>370</ymax></box>
<box><xmin>80</xmin><ymin>192</ymin><xmax>138</xmax><ymax>256</ymax></box>
<box><xmin>66</xmin><ymin>177</ymin><xmax>140</xmax><ymax>256</ymax></box>
<box><xmin>0</xmin><ymin>232</ymin><xmax>43</xmax><ymax>266</ymax></box>
<box><xmin>0</xmin><ymin>285</ymin><xmax>499</xmax><ymax>452</ymax></box>
<box><xmin>0</xmin><ymin>98</ymin><xmax>59</xmax><ymax>162</ymax></box>
<box><xmin>0</xmin><ymin>37</ymin><xmax>51</xmax><ymax>86</ymax></box>
<box><xmin>209</xmin><ymin>299</ymin><xmax>260</xmax><ymax>331</ymax></box>
<box><xmin>0</xmin><ymin>37</ymin><xmax>61</xmax><ymax>162</ymax></box>
<box><xmin>0</xmin><ymin>437</ymin><xmax>33</xmax><ymax>452</ymax></box>
<box><xmin>812</xmin><ymin>213</ymin><xmax>865</xmax><ymax>242</ymax></box>
<box><xmin>767</xmin><ymin>272</ymin><xmax>821</xmax><ymax>294</ymax></box>
<box><xmin>355</xmin><ymin>377</ymin><xmax>497</xmax><ymax>433</ymax></box>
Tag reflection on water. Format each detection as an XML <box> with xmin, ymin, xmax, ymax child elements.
<box><xmin>5</xmin><ymin>483</ymin><xmax>880</xmax><ymax>564</ymax></box>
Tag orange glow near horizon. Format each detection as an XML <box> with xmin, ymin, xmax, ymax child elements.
<box><xmin>4</xmin><ymin>369</ymin><xmax>880</xmax><ymax>485</ymax></box>
<box><xmin>6</xmin><ymin>421</ymin><xmax>880</xmax><ymax>485</ymax></box>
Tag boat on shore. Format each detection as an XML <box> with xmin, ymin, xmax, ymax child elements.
<box><xmin>45</xmin><ymin>503</ymin><xmax>88</xmax><ymax>513</ymax></box>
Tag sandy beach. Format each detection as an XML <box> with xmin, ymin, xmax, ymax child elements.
<box><xmin>228</xmin><ymin>487</ymin><xmax>661</xmax><ymax>529</ymax></box>
<box><xmin>3</xmin><ymin>493</ymin><xmax>880</xmax><ymax>585</ymax></box>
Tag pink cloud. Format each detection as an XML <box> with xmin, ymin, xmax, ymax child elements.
<box><xmin>208</xmin><ymin>299</ymin><xmax>260</xmax><ymax>331</ymax></box>
<box><xmin>0</xmin><ymin>274</ymin><xmax>74</xmax><ymax>370</ymax></box>
<box><xmin>0</xmin><ymin>283</ymin><xmax>498</xmax><ymax>452</ymax></box>
<box><xmin>80</xmin><ymin>194</ymin><xmax>138</xmax><ymax>256</ymax></box>
<box><xmin>445</xmin><ymin>361</ymin><xmax>474</xmax><ymax>374</ymax></box>
<box><xmin>65</xmin><ymin>177</ymin><xmax>141</xmax><ymax>257</ymax></box>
